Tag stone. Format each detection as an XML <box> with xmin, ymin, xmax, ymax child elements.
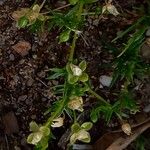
<box><xmin>99</xmin><ymin>75</ymin><xmax>112</xmax><ymax>87</ymax></box>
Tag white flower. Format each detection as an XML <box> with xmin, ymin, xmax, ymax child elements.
<box><xmin>51</xmin><ymin>117</ymin><xmax>64</xmax><ymax>128</ymax></box>
<box><xmin>70</xmin><ymin>130</ymin><xmax>90</xmax><ymax>144</ymax></box>
<box><xmin>70</xmin><ymin>64</ymin><xmax>83</xmax><ymax>76</ymax></box>
<box><xmin>28</xmin><ymin>132</ymin><xmax>43</xmax><ymax>145</ymax></box>
<box><xmin>68</xmin><ymin>96</ymin><xmax>83</xmax><ymax>112</ymax></box>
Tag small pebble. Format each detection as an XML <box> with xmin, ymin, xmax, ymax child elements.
<box><xmin>26</xmin><ymin>78</ymin><xmax>34</xmax><ymax>87</ymax></box>
<box><xmin>99</xmin><ymin>75</ymin><xmax>112</xmax><ymax>87</ymax></box>
<box><xmin>9</xmin><ymin>53</ymin><xmax>15</xmax><ymax>61</ymax></box>
<box><xmin>146</xmin><ymin>28</ymin><xmax>150</xmax><ymax>36</ymax></box>
<box><xmin>18</xmin><ymin>95</ymin><xmax>27</xmax><ymax>102</ymax></box>
<box><xmin>143</xmin><ymin>104</ymin><xmax>150</xmax><ymax>113</ymax></box>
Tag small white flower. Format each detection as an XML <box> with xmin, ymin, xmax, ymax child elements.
<box><xmin>70</xmin><ymin>130</ymin><xmax>90</xmax><ymax>144</ymax></box>
<box><xmin>51</xmin><ymin>117</ymin><xmax>64</xmax><ymax>128</ymax></box>
<box><xmin>68</xmin><ymin>96</ymin><xmax>83</xmax><ymax>112</ymax></box>
<box><xmin>77</xmin><ymin>130</ymin><xmax>90</xmax><ymax>141</ymax></box>
<box><xmin>27</xmin><ymin>132</ymin><xmax>43</xmax><ymax>145</ymax></box>
<box><xmin>70</xmin><ymin>64</ymin><xmax>83</xmax><ymax>76</ymax></box>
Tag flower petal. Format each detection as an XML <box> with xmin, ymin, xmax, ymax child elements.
<box><xmin>70</xmin><ymin>64</ymin><xmax>82</xmax><ymax>76</ymax></box>
<box><xmin>51</xmin><ymin>117</ymin><xmax>64</xmax><ymax>128</ymax></box>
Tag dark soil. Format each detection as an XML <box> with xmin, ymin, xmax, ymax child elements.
<box><xmin>0</xmin><ymin>0</ymin><xmax>150</xmax><ymax>150</ymax></box>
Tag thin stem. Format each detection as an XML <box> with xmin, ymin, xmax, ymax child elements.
<box><xmin>88</xmin><ymin>87</ymin><xmax>108</xmax><ymax>104</ymax></box>
<box><xmin>42</xmin><ymin>4</ymin><xmax>71</xmax><ymax>15</ymax></box>
<box><xmin>68</xmin><ymin>2</ymin><xmax>84</xmax><ymax>62</ymax></box>
<box><xmin>45</xmin><ymin>82</ymin><xmax>68</xmax><ymax>127</ymax></box>
<box><xmin>54</xmin><ymin>4</ymin><xmax>71</xmax><ymax>11</ymax></box>
<box><xmin>73</xmin><ymin>110</ymin><xmax>77</xmax><ymax>123</ymax></box>
<box><xmin>40</xmin><ymin>0</ymin><xmax>47</xmax><ymax>9</ymax></box>
<box><xmin>69</xmin><ymin>33</ymin><xmax>78</xmax><ymax>62</ymax></box>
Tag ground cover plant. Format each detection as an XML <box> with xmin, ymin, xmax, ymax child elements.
<box><xmin>0</xmin><ymin>0</ymin><xmax>150</xmax><ymax>149</ymax></box>
<box><xmin>13</xmin><ymin>0</ymin><xmax>150</xmax><ymax>149</ymax></box>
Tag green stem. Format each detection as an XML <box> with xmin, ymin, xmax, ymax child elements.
<box><xmin>73</xmin><ymin>110</ymin><xmax>77</xmax><ymax>123</ymax></box>
<box><xmin>68</xmin><ymin>2</ymin><xmax>84</xmax><ymax>62</ymax></box>
<box><xmin>88</xmin><ymin>88</ymin><xmax>108</xmax><ymax>105</ymax></box>
<box><xmin>45</xmin><ymin>1</ymin><xmax>84</xmax><ymax>128</ymax></box>
<box><xmin>69</xmin><ymin>33</ymin><xmax>78</xmax><ymax>62</ymax></box>
<box><xmin>45</xmin><ymin>82</ymin><xmax>68</xmax><ymax>127</ymax></box>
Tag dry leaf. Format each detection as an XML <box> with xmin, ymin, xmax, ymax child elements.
<box><xmin>12</xmin><ymin>8</ymin><xmax>30</xmax><ymax>21</ymax></box>
<box><xmin>12</xmin><ymin>41</ymin><xmax>31</xmax><ymax>56</ymax></box>
<box><xmin>94</xmin><ymin>118</ymin><xmax>150</xmax><ymax>150</ymax></box>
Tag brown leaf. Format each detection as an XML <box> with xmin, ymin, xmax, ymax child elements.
<box><xmin>12</xmin><ymin>8</ymin><xmax>30</xmax><ymax>21</ymax></box>
<box><xmin>12</xmin><ymin>41</ymin><xmax>31</xmax><ymax>56</ymax></box>
<box><xmin>93</xmin><ymin>118</ymin><xmax>150</xmax><ymax>150</ymax></box>
<box><xmin>106</xmin><ymin>120</ymin><xmax>150</xmax><ymax>150</ymax></box>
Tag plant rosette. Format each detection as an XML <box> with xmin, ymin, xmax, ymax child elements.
<box><xmin>66</xmin><ymin>60</ymin><xmax>89</xmax><ymax>84</ymax></box>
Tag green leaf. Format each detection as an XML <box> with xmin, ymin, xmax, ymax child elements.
<box><xmin>112</xmin><ymin>16</ymin><xmax>145</xmax><ymax>42</ymax></box>
<box><xmin>29</xmin><ymin>121</ymin><xmax>39</xmax><ymax>132</ymax></box>
<box><xmin>39</xmin><ymin>126</ymin><xmax>50</xmax><ymax>137</ymax></box>
<box><xmin>71</xmin><ymin>123</ymin><xmax>81</xmax><ymax>133</ymax></box>
<box><xmin>105</xmin><ymin>109</ymin><xmax>113</xmax><ymax>124</ymax></box>
<box><xmin>17</xmin><ymin>16</ymin><xmax>28</xmax><ymax>28</ymax></box>
<box><xmin>81</xmin><ymin>0</ymin><xmax>98</xmax><ymax>4</ymax></box>
<box><xmin>79</xmin><ymin>60</ymin><xmax>87</xmax><ymax>71</ymax></box>
<box><xmin>47</xmin><ymin>73</ymin><xmax>64</xmax><ymax>80</ymax></box>
<box><xmin>79</xmin><ymin>73</ymin><xmax>89</xmax><ymax>82</ymax></box>
<box><xmin>90</xmin><ymin>110</ymin><xmax>98</xmax><ymax>123</ymax></box>
<box><xmin>59</xmin><ymin>30</ymin><xmax>71</xmax><ymax>43</ymax></box>
<box><xmin>47</xmin><ymin>68</ymin><xmax>65</xmax><ymax>80</ymax></box>
<box><xmin>81</xmin><ymin>122</ymin><xmax>93</xmax><ymax>131</ymax></box>
<box><xmin>29</xmin><ymin>19</ymin><xmax>44</xmax><ymax>33</ymax></box>
<box><xmin>38</xmin><ymin>137</ymin><xmax>49</xmax><ymax>149</ymax></box>
<box><xmin>68</xmin><ymin>74</ymin><xmax>78</xmax><ymax>84</ymax></box>
<box><xmin>69</xmin><ymin>0</ymin><xmax>79</xmax><ymax>5</ymax></box>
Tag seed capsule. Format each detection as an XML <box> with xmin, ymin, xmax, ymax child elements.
<box><xmin>121</xmin><ymin>123</ymin><xmax>132</xmax><ymax>135</ymax></box>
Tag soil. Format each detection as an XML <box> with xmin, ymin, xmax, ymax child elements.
<box><xmin>0</xmin><ymin>0</ymin><xmax>150</xmax><ymax>150</ymax></box>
